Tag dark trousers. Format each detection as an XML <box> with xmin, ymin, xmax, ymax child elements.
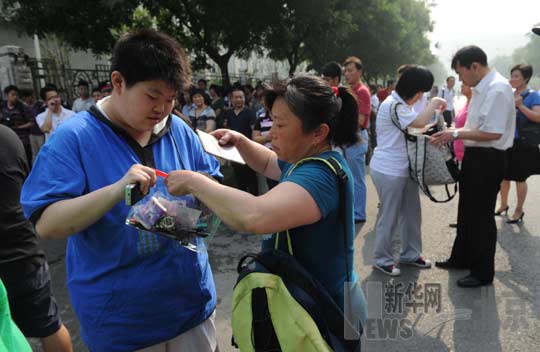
<box><xmin>232</xmin><ymin>163</ymin><xmax>258</xmax><ymax>195</ymax></box>
<box><xmin>443</xmin><ymin>110</ymin><xmax>455</xmax><ymax>128</ymax></box>
<box><xmin>449</xmin><ymin>147</ymin><xmax>505</xmax><ymax>282</ymax></box>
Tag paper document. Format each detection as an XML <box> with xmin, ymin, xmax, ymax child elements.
<box><xmin>196</xmin><ymin>130</ymin><xmax>246</xmax><ymax>164</ymax></box>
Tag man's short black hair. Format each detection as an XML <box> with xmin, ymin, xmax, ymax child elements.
<box><xmin>111</xmin><ymin>29</ymin><xmax>191</xmax><ymax>92</ymax></box>
<box><xmin>91</xmin><ymin>87</ymin><xmax>101</xmax><ymax>94</ymax></box>
<box><xmin>3</xmin><ymin>85</ymin><xmax>19</xmax><ymax>95</ymax></box>
<box><xmin>40</xmin><ymin>84</ymin><xmax>58</xmax><ymax>101</ymax></box>
<box><xmin>232</xmin><ymin>86</ymin><xmax>244</xmax><ymax>94</ymax></box>
<box><xmin>386</xmin><ymin>79</ymin><xmax>395</xmax><ymax>87</ymax></box>
<box><xmin>209</xmin><ymin>84</ymin><xmax>222</xmax><ymax>97</ymax></box>
<box><xmin>446</xmin><ymin>76</ymin><xmax>455</xmax><ymax>81</ymax></box>
<box><xmin>343</xmin><ymin>56</ymin><xmax>363</xmax><ymax>71</ymax></box>
<box><xmin>322</xmin><ymin>61</ymin><xmax>342</xmax><ymax>81</ymax></box>
<box><xmin>198</xmin><ymin>78</ymin><xmax>207</xmax><ymax>85</ymax></box>
<box><xmin>451</xmin><ymin>46</ymin><xmax>488</xmax><ymax>70</ymax></box>
<box><xmin>395</xmin><ymin>65</ymin><xmax>434</xmax><ymax>101</ymax></box>
<box><xmin>78</xmin><ymin>79</ymin><xmax>89</xmax><ymax>87</ymax></box>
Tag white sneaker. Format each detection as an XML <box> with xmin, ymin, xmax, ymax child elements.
<box><xmin>401</xmin><ymin>256</ymin><xmax>432</xmax><ymax>268</ymax></box>
<box><xmin>373</xmin><ymin>263</ymin><xmax>401</xmax><ymax>276</ymax></box>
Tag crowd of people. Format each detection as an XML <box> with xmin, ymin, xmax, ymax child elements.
<box><xmin>1</xmin><ymin>26</ymin><xmax>540</xmax><ymax>351</ymax></box>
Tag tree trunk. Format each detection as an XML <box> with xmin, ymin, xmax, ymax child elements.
<box><xmin>208</xmin><ymin>51</ymin><xmax>233</xmax><ymax>88</ymax></box>
<box><xmin>217</xmin><ymin>59</ymin><xmax>231</xmax><ymax>88</ymax></box>
<box><xmin>288</xmin><ymin>52</ymin><xmax>298</xmax><ymax>78</ymax></box>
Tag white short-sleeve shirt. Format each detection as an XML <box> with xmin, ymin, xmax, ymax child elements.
<box><xmin>370</xmin><ymin>91</ymin><xmax>418</xmax><ymax>177</ymax></box>
<box><xmin>72</xmin><ymin>97</ymin><xmax>95</xmax><ymax>113</ymax></box>
<box><xmin>439</xmin><ymin>86</ymin><xmax>455</xmax><ymax>111</ymax></box>
<box><xmin>464</xmin><ymin>70</ymin><xmax>515</xmax><ymax>150</ymax></box>
<box><xmin>36</xmin><ymin>107</ymin><xmax>75</xmax><ymax>141</ymax></box>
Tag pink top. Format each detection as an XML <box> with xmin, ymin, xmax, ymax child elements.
<box><xmin>454</xmin><ymin>103</ymin><xmax>468</xmax><ymax>161</ymax></box>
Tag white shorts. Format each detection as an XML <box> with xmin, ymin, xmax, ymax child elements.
<box><xmin>136</xmin><ymin>311</ymin><xmax>217</xmax><ymax>352</ymax></box>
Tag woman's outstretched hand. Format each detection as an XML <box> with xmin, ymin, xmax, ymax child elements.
<box><xmin>210</xmin><ymin>129</ymin><xmax>244</xmax><ymax>147</ymax></box>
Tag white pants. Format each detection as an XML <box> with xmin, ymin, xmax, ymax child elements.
<box><xmin>136</xmin><ymin>311</ymin><xmax>217</xmax><ymax>352</ymax></box>
<box><xmin>371</xmin><ymin>169</ymin><xmax>422</xmax><ymax>267</ymax></box>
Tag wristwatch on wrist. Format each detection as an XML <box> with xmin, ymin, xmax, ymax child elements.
<box><xmin>452</xmin><ymin>129</ymin><xmax>459</xmax><ymax>140</ymax></box>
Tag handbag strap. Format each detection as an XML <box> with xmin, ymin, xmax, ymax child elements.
<box><xmin>389</xmin><ymin>102</ymin><xmax>458</xmax><ymax>203</ymax></box>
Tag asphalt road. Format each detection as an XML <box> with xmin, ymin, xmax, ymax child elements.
<box><xmin>29</xmin><ymin>171</ymin><xmax>540</xmax><ymax>351</ymax></box>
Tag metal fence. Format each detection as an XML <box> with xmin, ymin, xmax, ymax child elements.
<box><xmin>26</xmin><ymin>59</ymin><xmax>278</xmax><ymax>105</ymax></box>
<box><xmin>27</xmin><ymin>59</ymin><xmax>110</xmax><ymax>104</ymax></box>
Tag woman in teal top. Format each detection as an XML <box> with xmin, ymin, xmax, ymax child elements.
<box><xmin>166</xmin><ymin>75</ymin><xmax>367</xmax><ymax>325</ymax></box>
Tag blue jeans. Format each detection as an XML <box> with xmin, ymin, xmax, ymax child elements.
<box><xmin>344</xmin><ymin>130</ymin><xmax>368</xmax><ymax>221</ymax></box>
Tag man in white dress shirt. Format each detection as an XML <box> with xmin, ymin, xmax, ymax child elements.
<box><xmin>432</xmin><ymin>46</ymin><xmax>515</xmax><ymax>288</ymax></box>
<box><xmin>439</xmin><ymin>76</ymin><xmax>456</xmax><ymax>127</ymax></box>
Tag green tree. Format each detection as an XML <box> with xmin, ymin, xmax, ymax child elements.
<box><xmin>3</xmin><ymin>0</ymin><xmax>280</xmax><ymax>86</ymax></box>
<box><xmin>3</xmin><ymin>0</ymin><xmax>435</xmax><ymax>86</ymax></box>
<box><xmin>263</xmin><ymin>0</ymin><xmax>355</xmax><ymax>77</ymax></box>
<box><xmin>1</xmin><ymin>0</ymin><xmax>141</xmax><ymax>54</ymax></box>
<box><xmin>142</xmin><ymin>0</ymin><xmax>280</xmax><ymax>86</ymax></box>
<box><xmin>492</xmin><ymin>30</ymin><xmax>540</xmax><ymax>87</ymax></box>
<box><xmin>324</xmin><ymin>0</ymin><xmax>434</xmax><ymax>83</ymax></box>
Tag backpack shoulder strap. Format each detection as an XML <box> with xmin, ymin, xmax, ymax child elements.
<box><xmin>278</xmin><ymin>155</ymin><xmax>351</xmax><ymax>287</ymax></box>
<box><xmin>276</xmin><ymin>155</ymin><xmax>348</xmax><ymax>253</ymax></box>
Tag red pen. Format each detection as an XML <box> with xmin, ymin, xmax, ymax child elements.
<box><xmin>153</xmin><ymin>168</ymin><xmax>169</xmax><ymax>179</ymax></box>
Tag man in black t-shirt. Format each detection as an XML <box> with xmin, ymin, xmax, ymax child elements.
<box><xmin>0</xmin><ymin>125</ymin><xmax>72</xmax><ymax>351</ymax></box>
<box><xmin>0</xmin><ymin>85</ymin><xmax>33</xmax><ymax>166</ymax></box>
<box><xmin>224</xmin><ymin>88</ymin><xmax>258</xmax><ymax>195</ymax></box>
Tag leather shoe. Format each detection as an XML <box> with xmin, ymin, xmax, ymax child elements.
<box><xmin>457</xmin><ymin>275</ymin><xmax>491</xmax><ymax>288</ymax></box>
<box><xmin>435</xmin><ymin>259</ymin><xmax>466</xmax><ymax>270</ymax></box>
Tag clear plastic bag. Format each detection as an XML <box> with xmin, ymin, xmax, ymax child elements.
<box><xmin>125</xmin><ymin>184</ymin><xmax>221</xmax><ymax>251</ymax></box>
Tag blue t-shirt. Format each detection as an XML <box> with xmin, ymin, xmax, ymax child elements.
<box><xmin>515</xmin><ymin>89</ymin><xmax>540</xmax><ymax>139</ymax></box>
<box><xmin>21</xmin><ymin>111</ymin><xmax>222</xmax><ymax>352</ymax></box>
<box><xmin>261</xmin><ymin>151</ymin><xmax>366</xmax><ymax>317</ymax></box>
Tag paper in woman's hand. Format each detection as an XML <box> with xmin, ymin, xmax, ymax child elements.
<box><xmin>196</xmin><ymin>129</ymin><xmax>245</xmax><ymax>164</ymax></box>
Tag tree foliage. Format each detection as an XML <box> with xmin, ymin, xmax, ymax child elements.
<box><xmin>330</xmin><ymin>0</ymin><xmax>434</xmax><ymax>82</ymax></box>
<box><xmin>492</xmin><ymin>30</ymin><xmax>540</xmax><ymax>86</ymax></box>
<box><xmin>2</xmin><ymin>0</ymin><xmax>435</xmax><ymax>85</ymax></box>
<box><xmin>1</xmin><ymin>0</ymin><xmax>140</xmax><ymax>54</ymax></box>
<box><xmin>142</xmin><ymin>0</ymin><xmax>280</xmax><ymax>86</ymax></box>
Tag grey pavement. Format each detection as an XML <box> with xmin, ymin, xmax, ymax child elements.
<box><xmin>29</xmin><ymin>171</ymin><xmax>540</xmax><ymax>351</ymax></box>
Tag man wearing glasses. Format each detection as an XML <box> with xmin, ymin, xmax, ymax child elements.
<box><xmin>35</xmin><ymin>85</ymin><xmax>74</xmax><ymax>141</ymax></box>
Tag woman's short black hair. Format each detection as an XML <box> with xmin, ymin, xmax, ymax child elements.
<box><xmin>190</xmin><ymin>88</ymin><xmax>211</xmax><ymax>105</ymax></box>
<box><xmin>395</xmin><ymin>65</ymin><xmax>434</xmax><ymax>101</ymax></box>
<box><xmin>263</xmin><ymin>75</ymin><xmax>359</xmax><ymax>148</ymax></box>
<box><xmin>111</xmin><ymin>29</ymin><xmax>191</xmax><ymax>92</ymax></box>
<box><xmin>511</xmin><ymin>64</ymin><xmax>533</xmax><ymax>83</ymax></box>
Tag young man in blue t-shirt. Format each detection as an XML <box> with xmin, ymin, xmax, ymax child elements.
<box><xmin>21</xmin><ymin>29</ymin><xmax>222</xmax><ymax>352</ymax></box>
